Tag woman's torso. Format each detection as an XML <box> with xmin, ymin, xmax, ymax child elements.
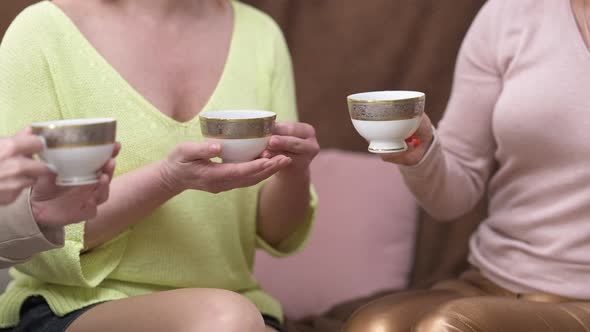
<box><xmin>467</xmin><ymin>0</ymin><xmax>590</xmax><ymax>298</ymax></box>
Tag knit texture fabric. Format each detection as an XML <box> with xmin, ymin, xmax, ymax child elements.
<box><xmin>0</xmin><ymin>1</ymin><xmax>316</xmax><ymax>327</ymax></box>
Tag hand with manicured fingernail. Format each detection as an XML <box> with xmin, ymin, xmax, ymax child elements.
<box><xmin>260</xmin><ymin>122</ymin><xmax>320</xmax><ymax>177</ymax></box>
<box><xmin>381</xmin><ymin>114</ymin><xmax>434</xmax><ymax>166</ymax></box>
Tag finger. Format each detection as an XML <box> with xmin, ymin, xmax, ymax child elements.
<box><xmin>174</xmin><ymin>142</ymin><xmax>221</xmax><ymax>163</ymax></box>
<box><xmin>260</xmin><ymin>150</ymin><xmax>280</xmax><ymax>159</ymax></box>
<box><xmin>95</xmin><ymin>173</ymin><xmax>111</xmax><ymax>205</ymax></box>
<box><xmin>412</xmin><ymin>138</ymin><xmax>422</xmax><ymax>148</ymax></box>
<box><xmin>100</xmin><ymin>158</ymin><xmax>116</xmax><ymax>180</ymax></box>
<box><xmin>238</xmin><ymin>156</ymin><xmax>292</xmax><ymax>186</ymax></box>
<box><xmin>415</xmin><ymin>114</ymin><xmax>433</xmax><ymax>140</ymax></box>
<box><xmin>273</xmin><ymin>122</ymin><xmax>316</xmax><ymax>139</ymax></box>
<box><xmin>205</xmin><ymin>157</ymin><xmax>272</xmax><ymax>181</ymax></box>
<box><xmin>34</xmin><ymin>172</ymin><xmax>58</xmax><ymax>189</ymax></box>
<box><xmin>261</xmin><ymin>150</ymin><xmax>297</xmax><ymax>160</ymax></box>
<box><xmin>0</xmin><ymin>135</ymin><xmax>44</xmax><ymax>159</ymax></box>
<box><xmin>0</xmin><ymin>176</ymin><xmax>37</xmax><ymax>193</ymax></box>
<box><xmin>405</xmin><ymin>133</ymin><xmax>416</xmax><ymax>143</ymax></box>
<box><xmin>267</xmin><ymin>136</ymin><xmax>315</xmax><ymax>155</ymax></box>
<box><xmin>112</xmin><ymin>142</ymin><xmax>122</xmax><ymax>158</ymax></box>
<box><xmin>0</xmin><ymin>157</ymin><xmax>51</xmax><ymax>178</ymax></box>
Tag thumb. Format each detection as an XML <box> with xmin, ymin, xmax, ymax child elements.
<box><xmin>173</xmin><ymin>142</ymin><xmax>221</xmax><ymax>163</ymax></box>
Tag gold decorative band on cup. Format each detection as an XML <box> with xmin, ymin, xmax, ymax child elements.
<box><xmin>32</xmin><ymin>121</ymin><xmax>117</xmax><ymax>149</ymax></box>
<box><xmin>199</xmin><ymin>114</ymin><xmax>276</xmax><ymax>122</ymax></box>
<box><xmin>348</xmin><ymin>98</ymin><xmax>425</xmax><ymax>121</ymax></box>
<box><xmin>200</xmin><ymin>117</ymin><xmax>275</xmax><ymax>139</ymax></box>
<box><xmin>347</xmin><ymin>94</ymin><xmax>425</xmax><ymax>104</ymax></box>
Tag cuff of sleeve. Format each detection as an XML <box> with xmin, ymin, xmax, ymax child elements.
<box><xmin>0</xmin><ymin>189</ymin><xmax>64</xmax><ymax>263</ymax></box>
<box><xmin>398</xmin><ymin>127</ymin><xmax>443</xmax><ymax>179</ymax></box>
<box><xmin>256</xmin><ymin>186</ymin><xmax>318</xmax><ymax>257</ymax></box>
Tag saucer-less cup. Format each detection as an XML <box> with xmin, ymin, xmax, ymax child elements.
<box><xmin>31</xmin><ymin>118</ymin><xmax>117</xmax><ymax>186</ymax></box>
<box><xmin>199</xmin><ymin>110</ymin><xmax>276</xmax><ymax>163</ymax></box>
<box><xmin>347</xmin><ymin>90</ymin><xmax>425</xmax><ymax>153</ymax></box>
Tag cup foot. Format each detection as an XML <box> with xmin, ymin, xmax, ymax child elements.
<box><xmin>368</xmin><ymin>141</ymin><xmax>408</xmax><ymax>154</ymax></box>
<box><xmin>56</xmin><ymin>175</ymin><xmax>99</xmax><ymax>186</ymax></box>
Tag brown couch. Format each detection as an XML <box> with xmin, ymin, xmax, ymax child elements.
<box><xmin>1</xmin><ymin>1</ymin><xmax>486</xmax><ymax>330</ymax></box>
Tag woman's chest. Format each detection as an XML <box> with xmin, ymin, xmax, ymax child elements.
<box><xmin>60</xmin><ymin>5</ymin><xmax>234</xmax><ymax>123</ymax></box>
<box><xmin>492</xmin><ymin>54</ymin><xmax>590</xmax><ymax>163</ymax></box>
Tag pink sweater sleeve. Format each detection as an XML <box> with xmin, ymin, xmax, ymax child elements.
<box><xmin>399</xmin><ymin>0</ymin><xmax>511</xmax><ymax>220</ymax></box>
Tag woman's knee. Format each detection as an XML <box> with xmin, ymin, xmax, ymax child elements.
<box><xmin>343</xmin><ymin>290</ymin><xmax>466</xmax><ymax>332</ymax></box>
<box><xmin>415</xmin><ymin>298</ymin><xmax>479</xmax><ymax>332</ymax></box>
<box><xmin>170</xmin><ymin>288</ymin><xmax>265</xmax><ymax>332</ymax></box>
<box><xmin>343</xmin><ymin>291</ymin><xmax>452</xmax><ymax>332</ymax></box>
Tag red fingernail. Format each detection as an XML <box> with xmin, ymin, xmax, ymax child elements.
<box><xmin>413</xmin><ymin>138</ymin><xmax>421</xmax><ymax>148</ymax></box>
<box><xmin>405</xmin><ymin>133</ymin><xmax>417</xmax><ymax>143</ymax></box>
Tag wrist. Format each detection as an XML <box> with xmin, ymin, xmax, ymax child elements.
<box><xmin>276</xmin><ymin>166</ymin><xmax>311</xmax><ymax>183</ymax></box>
<box><xmin>156</xmin><ymin>161</ymin><xmax>185</xmax><ymax>196</ymax></box>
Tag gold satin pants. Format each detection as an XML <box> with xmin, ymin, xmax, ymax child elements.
<box><xmin>343</xmin><ymin>269</ymin><xmax>590</xmax><ymax>332</ymax></box>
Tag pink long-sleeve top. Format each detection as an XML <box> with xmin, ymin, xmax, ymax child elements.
<box><xmin>400</xmin><ymin>0</ymin><xmax>590</xmax><ymax>299</ymax></box>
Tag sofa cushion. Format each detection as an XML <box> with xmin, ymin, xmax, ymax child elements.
<box><xmin>254</xmin><ymin>149</ymin><xmax>417</xmax><ymax>319</ymax></box>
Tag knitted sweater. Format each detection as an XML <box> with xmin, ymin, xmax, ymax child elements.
<box><xmin>0</xmin><ymin>1</ymin><xmax>316</xmax><ymax>327</ymax></box>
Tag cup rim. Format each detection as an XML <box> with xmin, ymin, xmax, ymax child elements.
<box><xmin>347</xmin><ymin>91</ymin><xmax>425</xmax><ymax>104</ymax></box>
<box><xmin>199</xmin><ymin>110</ymin><xmax>276</xmax><ymax>123</ymax></box>
<box><xmin>31</xmin><ymin>118</ymin><xmax>116</xmax><ymax>129</ymax></box>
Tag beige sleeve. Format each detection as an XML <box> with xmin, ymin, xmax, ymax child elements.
<box><xmin>0</xmin><ymin>189</ymin><xmax>64</xmax><ymax>269</ymax></box>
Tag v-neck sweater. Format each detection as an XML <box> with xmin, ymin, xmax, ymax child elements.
<box><xmin>0</xmin><ymin>1</ymin><xmax>316</xmax><ymax>327</ymax></box>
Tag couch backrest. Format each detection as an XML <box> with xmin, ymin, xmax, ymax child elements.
<box><xmin>0</xmin><ymin>269</ymin><xmax>8</xmax><ymax>291</ymax></box>
<box><xmin>254</xmin><ymin>150</ymin><xmax>417</xmax><ymax>319</ymax></box>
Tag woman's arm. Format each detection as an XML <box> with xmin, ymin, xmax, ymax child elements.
<box><xmin>382</xmin><ymin>0</ymin><xmax>508</xmax><ymax>221</ymax></box>
<box><xmin>257</xmin><ymin>123</ymin><xmax>318</xmax><ymax>246</ymax></box>
<box><xmin>83</xmin><ymin>142</ymin><xmax>288</xmax><ymax>249</ymax></box>
<box><xmin>254</xmin><ymin>21</ymin><xmax>319</xmax><ymax>247</ymax></box>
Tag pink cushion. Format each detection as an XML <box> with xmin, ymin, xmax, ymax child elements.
<box><xmin>254</xmin><ymin>149</ymin><xmax>417</xmax><ymax>319</ymax></box>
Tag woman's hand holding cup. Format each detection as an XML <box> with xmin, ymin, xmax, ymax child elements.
<box><xmin>379</xmin><ymin>114</ymin><xmax>434</xmax><ymax>166</ymax></box>
<box><xmin>158</xmin><ymin>141</ymin><xmax>290</xmax><ymax>194</ymax></box>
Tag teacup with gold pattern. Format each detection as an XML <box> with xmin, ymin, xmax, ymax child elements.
<box><xmin>347</xmin><ymin>91</ymin><xmax>425</xmax><ymax>153</ymax></box>
<box><xmin>199</xmin><ymin>110</ymin><xmax>276</xmax><ymax>163</ymax></box>
<box><xmin>31</xmin><ymin>118</ymin><xmax>117</xmax><ymax>186</ymax></box>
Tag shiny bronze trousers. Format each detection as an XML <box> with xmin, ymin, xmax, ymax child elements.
<box><xmin>343</xmin><ymin>269</ymin><xmax>590</xmax><ymax>332</ymax></box>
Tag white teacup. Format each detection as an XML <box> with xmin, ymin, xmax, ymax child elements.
<box><xmin>31</xmin><ymin>118</ymin><xmax>117</xmax><ymax>186</ymax></box>
<box><xmin>199</xmin><ymin>110</ymin><xmax>276</xmax><ymax>163</ymax></box>
<box><xmin>347</xmin><ymin>91</ymin><xmax>425</xmax><ymax>153</ymax></box>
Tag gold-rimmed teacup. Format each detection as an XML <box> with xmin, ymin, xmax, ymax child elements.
<box><xmin>199</xmin><ymin>110</ymin><xmax>276</xmax><ymax>163</ymax></box>
<box><xmin>347</xmin><ymin>91</ymin><xmax>425</xmax><ymax>153</ymax></box>
<box><xmin>31</xmin><ymin>118</ymin><xmax>117</xmax><ymax>186</ymax></box>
